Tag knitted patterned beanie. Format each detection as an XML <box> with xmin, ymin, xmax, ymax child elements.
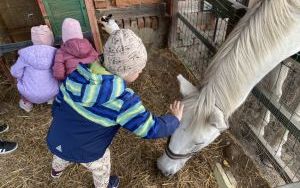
<box><xmin>103</xmin><ymin>29</ymin><xmax>147</xmax><ymax>77</ymax></box>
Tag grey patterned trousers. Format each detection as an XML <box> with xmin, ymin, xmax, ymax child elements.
<box><xmin>52</xmin><ymin>149</ymin><xmax>111</xmax><ymax>188</ymax></box>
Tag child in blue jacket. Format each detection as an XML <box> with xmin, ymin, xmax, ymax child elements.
<box><xmin>46</xmin><ymin>29</ymin><xmax>184</xmax><ymax>188</ymax></box>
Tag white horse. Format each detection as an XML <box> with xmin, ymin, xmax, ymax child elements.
<box><xmin>157</xmin><ymin>0</ymin><xmax>300</xmax><ymax>176</ymax></box>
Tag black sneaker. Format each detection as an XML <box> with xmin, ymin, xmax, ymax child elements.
<box><xmin>0</xmin><ymin>141</ymin><xmax>18</xmax><ymax>154</ymax></box>
<box><xmin>0</xmin><ymin>123</ymin><xmax>9</xmax><ymax>134</ymax></box>
<box><xmin>51</xmin><ymin>168</ymin><xmax>63</xmax><ymax>179</ymax></box>
<box><xmin>108</xmin><ymin>176</ymin><xmax>119</xmax><ymax>188</ymax></box>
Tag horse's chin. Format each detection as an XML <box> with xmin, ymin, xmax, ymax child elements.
<box><xmin>157</xmin><ymin>153</ymin><xmax>186</xmax><ymax>176</ymax></box>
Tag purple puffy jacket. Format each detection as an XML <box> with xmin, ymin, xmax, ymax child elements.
<box><xmin>10</xmin><ymin>45</ymin><xmax>59</xmax><ymax>104</ymax></box>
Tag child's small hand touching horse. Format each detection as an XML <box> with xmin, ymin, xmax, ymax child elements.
<box><xmin>170</xmin><ymin>100</ymin><xmax>184</xmax><ymax>121</ymax></box>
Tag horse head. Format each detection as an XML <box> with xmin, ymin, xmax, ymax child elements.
<box><xmin>157</xmin><ymin>75</ymin><xmax>228</xmax><ymax>176</ymax></box>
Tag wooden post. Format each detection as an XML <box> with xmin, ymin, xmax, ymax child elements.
<box><xmin>168</xmin><ymin>0</ymin><xmax>178</xmax><ymax>49</ymax></box>
<box><xmin>213</xmin><ymin>163</ymin><xmax>237</xmax><ymax>188</ymax></box>
<box><xmin>166</xmin><ymin>0</ymin><xmax>172</xmax><ymax>15</ymax></box>
<box><xmin>35</xmin><ymin>0</ymin><xmax>52</xmax><ymax>29</ymax></box>
<box><xmin>84</xmin><ymin>0</ymin><xmax>103</xmax><ymax>53</ymax></box>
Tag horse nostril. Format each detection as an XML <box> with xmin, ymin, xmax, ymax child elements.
<box><xmin>163</xmin><ymin>171</ymin><xmax>174</xmax><ymax>177</ymax></box>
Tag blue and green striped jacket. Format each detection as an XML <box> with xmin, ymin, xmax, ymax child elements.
<box><xmin>47</xmin><ymin>63</ymin><xmax>179</xmax><ymax>163</ymax></box>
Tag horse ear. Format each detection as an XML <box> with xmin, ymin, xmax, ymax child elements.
<box><xmin>177</xmin><ymin>74</ymin><xmax>198</xmax><ymax>97</ymax></box>
<box><xmin>209</xmin><ymin>107</ymin><xmax>228</xmax><ymax>131</ymax></box>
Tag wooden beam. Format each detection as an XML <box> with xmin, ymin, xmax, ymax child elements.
<box><xmin>0</xmin><ymin>41</ymin><xmax>32</xmax><ymax>55</ymax></box>
<box><xmin>95</xmin><ymin>3</ymin><xmax>166</xmax><ymax>20</ymax></box>
<box><xmin>84</xmin><ymin>0</ymin><xmax>103</xmax><ymax>53</ymax></box>
<box><xmin>168</xmin><ymin>0</ymin><xmax>178</xmax><ymax>48</ymax></box>
<box><xmin>166</xmin><ymin>0</ymin><xmax>172</xmax><ymax>15</ymax></box>
<box><xmin>213</xmin><ymin>163</ymin><xmax>237</xmax><ymax>188</ymax></box>
<box><xmin>168</xmin><ymin>0</ymin><xmax>178</xmax><ymax>49</ymax></box>
<box><xmin>35</xmin><ymin>0</ymin><xmax>52</xmax><ymax>29</ymax></box>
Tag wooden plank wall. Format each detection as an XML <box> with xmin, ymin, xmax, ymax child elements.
<box><xmin>0</xmin><ymin>0</ymin><xmax>44</xmax><ymax>83</ymax></box>
<box><xmin>85</xmin><ymin>0</ymin><xmax>103</xmax><ymax>52</ymax></box>
<box><xmin>0</xmin><ymin>0</ymin><xmax>44</xmax><ymax>43</ymax></box>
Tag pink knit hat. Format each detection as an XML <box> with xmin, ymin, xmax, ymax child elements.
<box><xmin>62</xmin><ymin>18</ymin><xmax>83</xmax><ymax>43</ymax></box>
<box><xmin>31</xmin><ymin>25</ymin><xmax>54</xmax><ymax>46</ymax></box>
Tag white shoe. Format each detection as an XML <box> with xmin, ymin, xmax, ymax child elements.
<box><xmin>19</xmin><ymin>99</ymin><xmax>33</xmax><ymax>112</ymax></box>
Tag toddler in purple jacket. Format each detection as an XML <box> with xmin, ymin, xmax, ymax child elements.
<box><xmin>10</xmin><ymin>25</ymin><xmax>59</xmax><ymax>112</ymax></box>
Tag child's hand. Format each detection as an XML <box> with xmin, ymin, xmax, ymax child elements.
<box><xmin>169</xmin><ymin>100</ymin><xmax>184</xmax><ymax>121</ymax></box>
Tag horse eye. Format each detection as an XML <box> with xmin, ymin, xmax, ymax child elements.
<box><xmin>191</xmin><ymin>142</ymin><xmax>204</xmax><ymax>152</ymax></box>
<box><xmin>195</xmin><ymin>142</ymin><xmax>204</xmax><ymax>146</ymax></box>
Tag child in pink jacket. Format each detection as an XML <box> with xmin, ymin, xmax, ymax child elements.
<box><xmin>10</xmin><ymin>25</ymin><xmax>58</xmax><ymax>112</ymax></box>
<box><xmin>52</xmin><ymin>18</ymin><xmax>99</xmax><ymax>80</ymax></box>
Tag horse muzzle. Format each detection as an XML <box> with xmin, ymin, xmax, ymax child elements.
<box><xmin>157</xmin><ymin>151</ymin><xmax>187</xmax><ymax>177</ymax></box>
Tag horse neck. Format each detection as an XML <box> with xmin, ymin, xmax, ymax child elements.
<box><xmin>202</xmin><ymin>0</ymin><xmax>300</xmax><ymax>118</ymax></box>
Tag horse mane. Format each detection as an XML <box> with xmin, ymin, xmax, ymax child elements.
<box><xmin>189</xmin><ymin>0</ymin><xmax>300</xmax><ymax>125</ymax></box>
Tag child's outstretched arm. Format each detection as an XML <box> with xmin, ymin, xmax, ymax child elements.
<box><xmin>10</xmin><ymin>57</ymin><xmax>26</xmax><ymax>79</ymax></box>
<box><xmin>117</xmin><ymin>94</ymin><xmax>184</xmax><ymax>139</ymax></box>
<box><xmin>52</xmin><ymin>49</ymin><xmax>66</xmax><ymax>80</ymax></box>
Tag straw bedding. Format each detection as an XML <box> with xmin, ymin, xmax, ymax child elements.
<box><xmin>0</xmin><ymin>48</ymin><xmax>268</xmax><ymax>188</ymax></box>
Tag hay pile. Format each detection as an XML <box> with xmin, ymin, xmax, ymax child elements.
<box><xmin>0</xmin><ymin>49</ymin><xmax>268</xmax><ymax>187</ymax></box>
